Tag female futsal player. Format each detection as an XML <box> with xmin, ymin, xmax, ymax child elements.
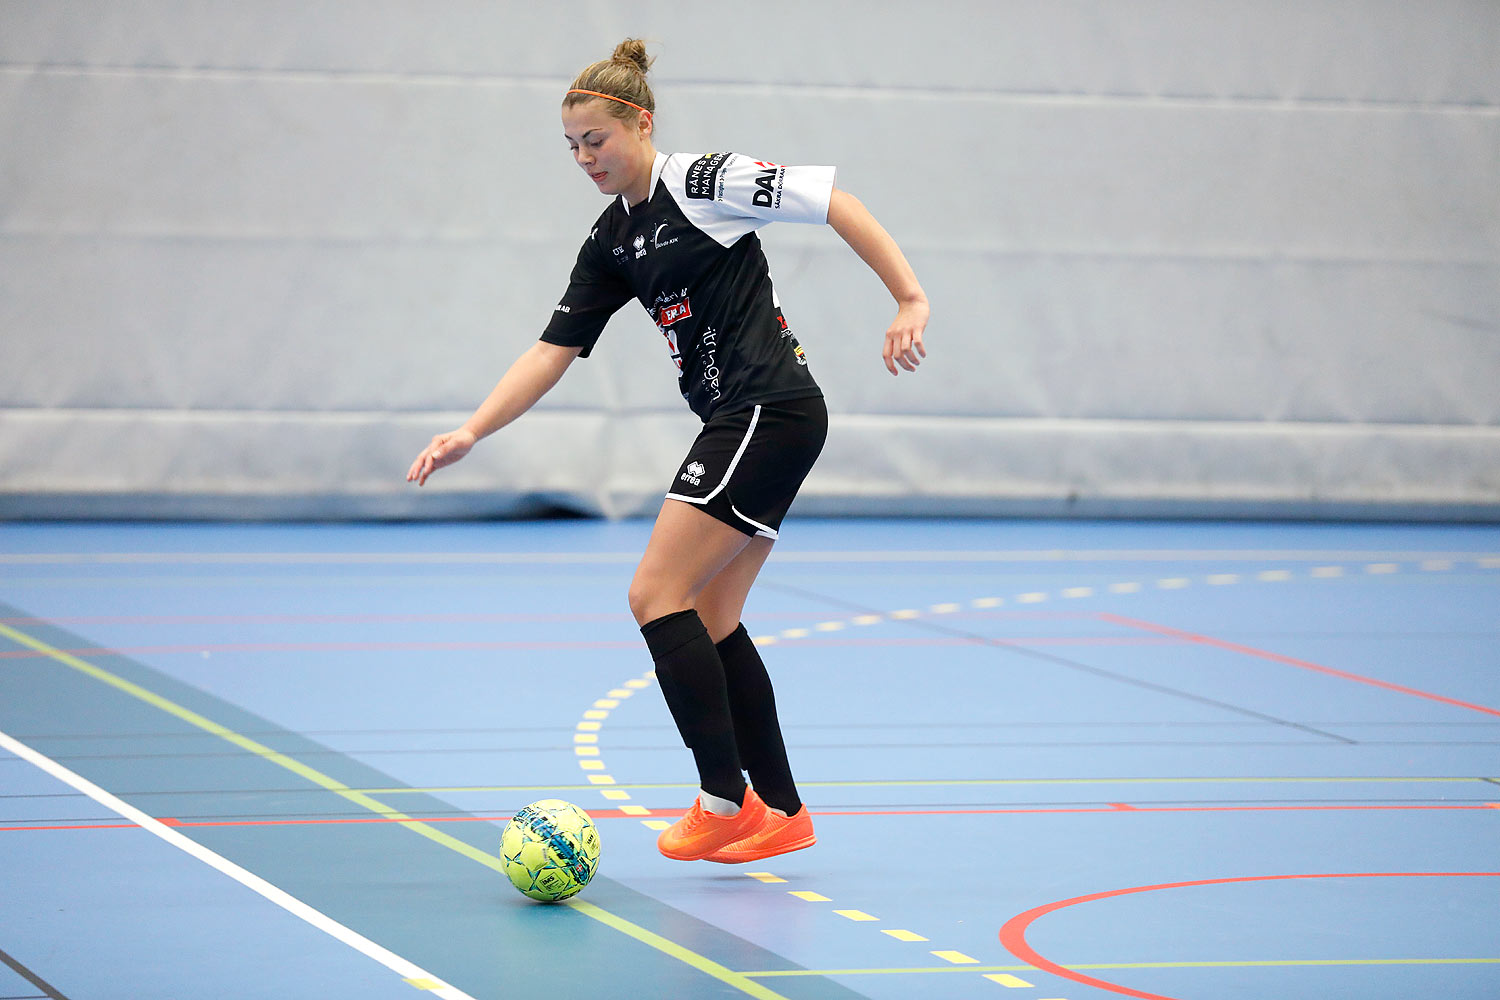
<box><xmin>407</xmin><ymin>39</ymin><xmax>928</xmax><ymax>864</ymax></box>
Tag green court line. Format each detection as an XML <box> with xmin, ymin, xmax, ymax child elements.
<box><xmin>745</xmin><ymin>958</ymin><xmax>1500</xmax><ymax>977</ymax></box>
<box><xmin>355</xmin><ymin>776</ymin><xmax>1491</xmax><ymax>795</ymax></box>
<box><xmin>0</xmin><ymin>622</ymin><xmax>790</xmax><ymax>1000</ymax></box>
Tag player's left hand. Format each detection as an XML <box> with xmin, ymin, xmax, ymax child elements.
<box><xmin>883</xmin><ymin>298</ymin><xmax>929</xmax><ymax>375</ymax></box>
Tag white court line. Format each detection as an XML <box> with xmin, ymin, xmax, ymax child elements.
<box><xmin>0</xmin><ymin>728</ymin><xmax>474</xmax><ymax>1000</ymax></box>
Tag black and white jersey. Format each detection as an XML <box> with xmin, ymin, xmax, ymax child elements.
<box><xmin>540</xmin><ymin>151</ymin><xmax>836</xmax><ymax>422</ymax></box>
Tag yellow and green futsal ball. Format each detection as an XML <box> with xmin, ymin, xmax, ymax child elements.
<box><xmin>501</xmin><ymin>799</ymin><xmax>601</xmax><ymax>902</ymax></box>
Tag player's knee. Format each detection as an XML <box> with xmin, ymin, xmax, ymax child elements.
<box><xmin>627</xmin><ymin>578</ymin><xmax>651</xmax><ymax>626</ymax></box>
<box><xmin>628</xmin><ymin>579</ymin><xmax>679</xmax><ymax>627</ymax></box>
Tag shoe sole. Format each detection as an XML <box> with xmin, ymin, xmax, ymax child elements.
<box><xmin>705</xmin><ymin>833</ymin><xmax>817</xmax><ymax>864</ymax></box>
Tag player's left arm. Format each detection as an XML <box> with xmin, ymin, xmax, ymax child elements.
<box><xmin>826</xmin><ymin>186</ymin><xmax>929</xmax><ymax>376</ymax></box>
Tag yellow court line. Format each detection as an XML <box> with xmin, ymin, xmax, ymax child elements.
<box><xmin>0</xmin><ymin>622</ymin><xmax>790</xmax><ymax>1000</ymax></box>
<box><xmin>745</xmin><ymin>958</ymin><xmax>1500</xmax><ymax>978</ymax></box>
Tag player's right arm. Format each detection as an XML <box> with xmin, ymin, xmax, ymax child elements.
<box><xmin>406</xmin><ymin>340</ymin><xmax>583</xmax><ymax>486</ymax></box>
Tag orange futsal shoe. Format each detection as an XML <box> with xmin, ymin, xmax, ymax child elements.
<box><xmin>657</xmin><ymin>789</ymin><xmax>769</xmax><ymax>861</ymax></box>
<box><xmin>705</xmin><ymin>804</ymin><xmax>816</xmax><ymax>864</ymax></box>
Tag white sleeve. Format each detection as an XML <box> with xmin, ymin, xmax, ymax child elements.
<box><xmin>665</xmin><ymin>153</ymin><xmax>837</xmax><ymax>244</ymax></box>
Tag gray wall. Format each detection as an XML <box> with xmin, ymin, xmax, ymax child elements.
<box><xmin>2</xmin><ymin>1</ymin><xmax>1497</xmax><ymax>519</ymax></box>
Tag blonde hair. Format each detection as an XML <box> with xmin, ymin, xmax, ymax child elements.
<box><xmin>563</xmin><ymin>38</ymin><xmax>656</xmax><ymax>121</ymax></box>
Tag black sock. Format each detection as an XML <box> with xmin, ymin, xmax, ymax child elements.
<box><xmin>640</xmin><ymin>610</ymin><xmax>745</xmax><ymax>806</ymax></box>
<box><xmin>717</xmin><ymin>623</ymin><xmax>802</xmax><ymax>816</ymax></box>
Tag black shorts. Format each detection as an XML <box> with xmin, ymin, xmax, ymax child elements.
<box><xmin>665</xmin><ymin>395</ymin><xmax>828</xmax><ymax>539</ymax></box>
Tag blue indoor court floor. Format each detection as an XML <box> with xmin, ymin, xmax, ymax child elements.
<box><xmin>0</xmin><ymin>517</ymin><xmax>1496</xmax><ymax>1000</ymax></box>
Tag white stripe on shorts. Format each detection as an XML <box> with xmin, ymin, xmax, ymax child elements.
<box><xmin>664</xmin><ymin>404</ymin><xmax>762</xmax><ymax>507</ymax></box>
<box><xmin>731</xmin><ymin>505</ymin><xmax>780</xmax><ymax>540</ymax></box>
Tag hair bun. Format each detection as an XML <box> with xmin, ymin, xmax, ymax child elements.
<box><xmin>611</xmin><ymin>38</ymin><xmax>654</xmax><ymax>75</ymax></box>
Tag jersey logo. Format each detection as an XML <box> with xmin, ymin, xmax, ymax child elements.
<box><xmin>633</xmin><ymin>234</ymin><xmax>647</xmax><ymax>259</ymax></box>
<box><xmin>685</xmin><ymin>152</ymin><xmax>730</xmax><ymax>200</ymax></box>
<box><xmin>658</xmin><ymin>299</ymin><xmax>692</xmax><ymax>327</ymax></box>
<box><xmin>652</xmin><ymin>222</ymin><xmax>679</xmax><ymax>250</ymax></box>
<box><xmin>680</xmin><ymin>462</ymin><xmax>706</xmax><ymax>487</ymax></box>
<box><xmin>752</xmin><ymin>162</ymin><xmax>785</xmax><ymax>209</ymax></box>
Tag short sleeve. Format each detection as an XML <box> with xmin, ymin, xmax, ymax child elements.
<box><xmin>539</xmin><ymin>226</ymin><xmax>634</xmax><ymax>358</ymax></box>
<box><xmin>681</xmin><ymin>153</ymin><xmax>836</xmax><ymax>225</ymax></box>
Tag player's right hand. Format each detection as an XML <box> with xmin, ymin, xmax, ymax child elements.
<box><xmin>407</xmin><ymin>428</ymin><xmax>476</xmax><ymax>486</ymax></box>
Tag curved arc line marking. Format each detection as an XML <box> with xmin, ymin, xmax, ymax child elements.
<box><xmin>999</xmin><ymin>871</ymin><xmax>1500</xmax><ymax>1000</ymax></box>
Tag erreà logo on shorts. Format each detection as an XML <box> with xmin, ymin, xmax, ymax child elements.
<box><xmin>680</xmin><ymin>461</ymin><xmax>706</xmax><ymax>486</ymax></box>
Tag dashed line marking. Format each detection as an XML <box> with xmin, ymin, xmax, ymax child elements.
<box><xmin>1062</xmin><ymin>587</ymin><xmax>1094</xmax><ymax>599</ymax></box>
<box><xmin>1366</xmin><ymin>563</ymin><xmax>1399</xmax><ymax>574</ymax></box>
<box><xmin>1158</xmin><ymin>578</ymin><xmax>1191</xmax><ymax>589</ymax></box>
<box><xmin>1206</xmin><ymin>574</ymin><xmax>1239</xmax><ymax>585</ymax></box>
<box><xmin>930</xmin><ymin>603</ymin><xmax>962</xmax><ymax>614</ymax></box>
<box><xmin>1108</xmin><ymin>582</ymin><xmax>1141</xmax><ymax>594</ymax></box>
<box><xmin>984</xmin><ymin>973</ymin><xmax>1035</xmax><ymax>987</ymax></box>
<box><xmin>834</xmin><ymin>909</ymin><xmax>879</xmax><ymax>922</ymax></box>
<box><xmin>932</xmin><ymin>950</ymin><xmax>980</xmax><ymax>964</ymax></box>
<box><xmin>816</xmin><ymin>621</ymin><xmax>845</xmax><ymax>632</ymax></box>
<box><xmin>853</xmin><ymin>614</ymin><xmax>884</xmax><ymax>625</ymax></box>
<box><xmin>789</xmin><ymin>890</ymin><xmax>831</xmax><ymax>902</ymax></box>
<box><xmin>883</xmin><ymin>929</ymin><xmax>929</xmax><ymax>942</ymax></box>
<box><xmin>619</xmin><ymin>805</ymin><xmax>650</xmax><ymax>816</ymax></box>
<box><xmin>972</xmin><ymin>597</ymin><xmax>1004</xmax><ymax>608</ymax></box>
<box><xmin>891</xmin><ymin>609</ymin><xmax>921</xmax><ymax>620</ymax></box>
<box><xmin>1017</xmin><ymin>593</ymin><xmax>1047</xmax><ymax>604</ymax></box>
<box><xmin>1258</xmin><ymin>569</ymin><xmax>1292</xmax><ymax>582</ymax></box>
<box><xmin>1312</xmin><ymin>566</ymin><xmax>1344</xmax><ymax>577</ymax></box>
<box><xmin>641</xmin><ymin>819</ymin><xmax>670</xmax><ymax>831</ymax></box>
<box><xmin>746</xmin><ymin>872</ymin><xmax>787</xmax><ymax>884</ymax></box>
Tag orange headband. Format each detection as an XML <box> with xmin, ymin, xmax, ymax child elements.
<box><xmin>566</xmin><ymin>89</ymin><xmax>650</xmax><ymax>114</ymax></box>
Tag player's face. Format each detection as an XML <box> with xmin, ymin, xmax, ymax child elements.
<box><xmin>562</xmin><ymin>102</ymin><xmax>653</xmax><ymax>203</ymax></box>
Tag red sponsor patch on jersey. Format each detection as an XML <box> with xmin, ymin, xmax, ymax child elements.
<box><xmin>658</xmin><ymin>299</ymin><xmax>692</xmax><ymax>327</ymax></box>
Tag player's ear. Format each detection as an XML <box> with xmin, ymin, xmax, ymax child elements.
<box><xmin>637</xmin><ymin>110</ymin><xmax>653</xmax><ymax>138</ymax></box>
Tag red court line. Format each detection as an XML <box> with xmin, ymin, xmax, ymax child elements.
<box><xmin>1099</xmin><ymin>612</ymin><xmax>1500</xmax><ymax>718</ymax></box>
<box><xmin>5</xmin><ymin>801</ymin><xmax>1494</xmax><ymax>834</ymax></box>
<box><xmin>1000</xmin><ymin>871</ymin><xmax>1500</xmax><ymax>1000</ymax></box>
